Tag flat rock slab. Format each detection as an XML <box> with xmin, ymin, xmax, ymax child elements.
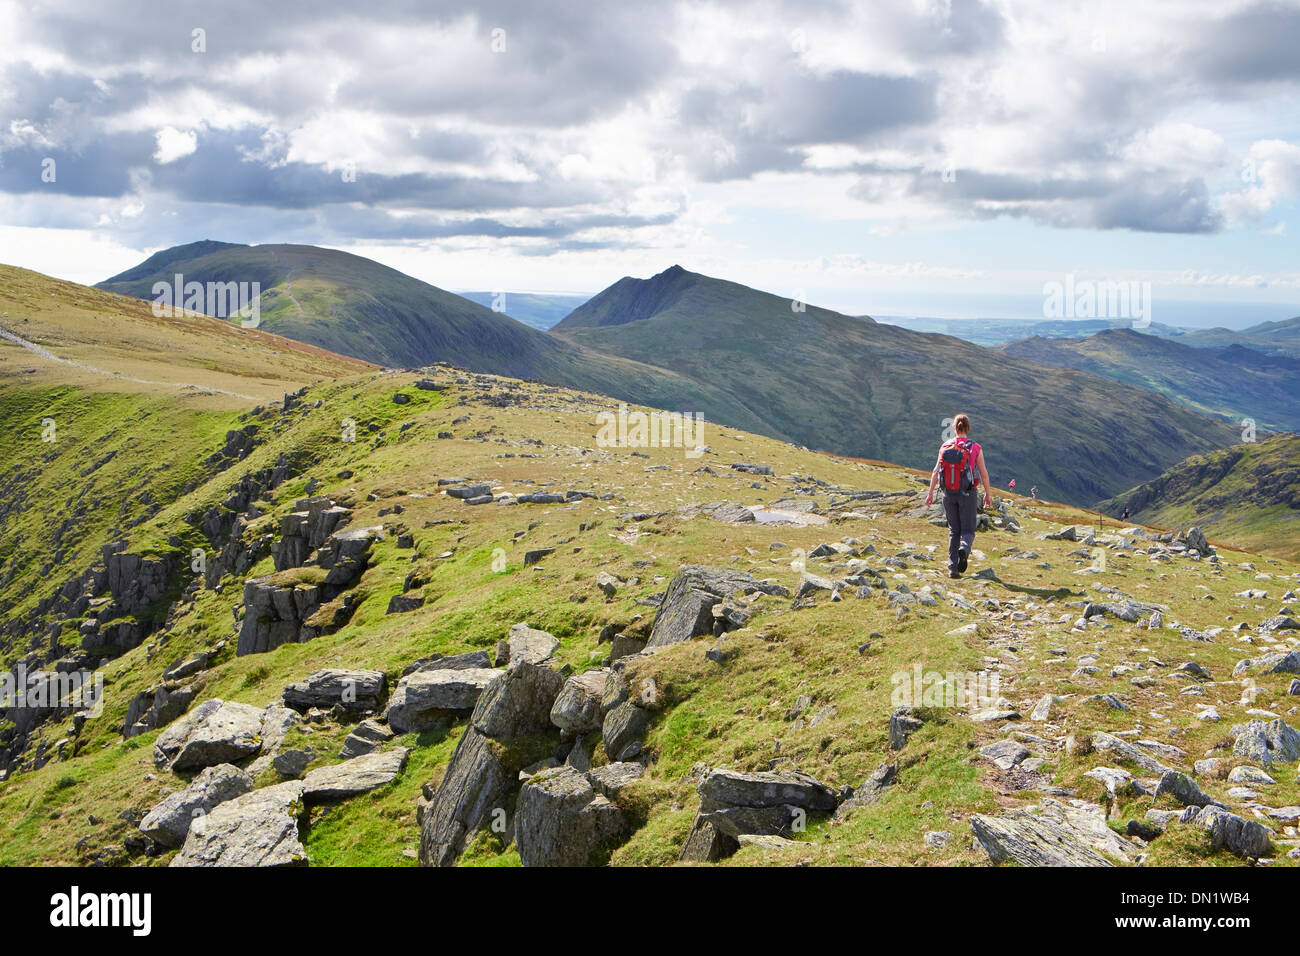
<box><xmin>139</xmin><ymin>764</ymin><xmax>253</xmax><ymax>847</ymax></box>
<box><xmin>698</xmin><ymin>768</ymin><xmax>837</xmax><ymax>812</ymax></box>
<box><xmin>386</xmin><ymin>668</ymin><xmax>500</xmax><ymax>733</ymax></box>
<box><xmin>501</xmin><ymin>623</ymin><xmax>559</xmax><ymax>665</ymax></box>
<box><xmin>971</xmin><ymin>799</ymin><xmax>1135</xmax><ymax>866</ymax></box>
<box><xmin>154</xmin><ymin>699</ymin><xmax>266</xmax><ymax>771</ymax></box>
<box><xmin>301</xmin><ymin>748</ymin><xmax>410</xmax><ymax>803</ymax></box>
<box><xmin>171</xmin><ymin>781</ymin><xmax>307</xmax><ymax>867</ymax></box>
<box><xmin>283</xmin><ymin>668</ymin><xmax>386</xmax><ymax>713</ymax></box>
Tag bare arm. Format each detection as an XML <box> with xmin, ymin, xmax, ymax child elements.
<box><xmin>924</xmin><ymin>453</ymin><xmax>943</xmax><ymax>505</ymax></box>
<box><xmin>976</xmin><ymin>449</ymin><xmax>992</xmax><ymax>507</ymax></box>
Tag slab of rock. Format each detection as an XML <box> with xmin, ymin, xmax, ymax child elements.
<box><xmin>586</xmin><ymin>762</ymin><xmax>646</xmax><ymax>800</ymax></box>
<box><xmin>301</xmin><ymin>748</ymin><xmax>410</xmax><ymax>803</ymax></box>
<box><xmin>1179</xmin><ymin>805</ymin><xmax>1273</xmax><ymax>858</ymax></box>
<box><xmin>419</xmin><ymin>729</ymin><xmax>512</xmax><ymax>867</ymax></box>
<box><xmin>472</xmin><ymin>663</ymin><xmax>566</xmax><ymax>739</ymax></box>
<box><xmin>339</xmin><ymin>718</ymin><xmax>394</xmax><ymax>759</ymax></box>
<box><xmin>551</xmin><ymin>669</ymin><xmax>608</xmax><ymax>734</ymax></box>
<box><xmin>273</xmin><ymin>749</ymin><xmax>314</xmax><ymax>778</ymax></box>
<box><xmin>153</xmin><ymin>699</ymin><xmax>266</xmax><ymax>771</ymax></box>
<box><xmin>1231</xmin><ymin>718</ymin><xmax>1300</xmax><ymax>766</ymax></box>
<box><xmin>420</xmin><ymin>662</ymin><xmax>564</xmax><ymax>867</ymax></box>
<box><xmin>646</xmin><ymin>566</ymin><xmax>787</xmax><ymax>649</ymax></box>
<box><xmin>602</xmin><ymin>701</ymin><xmax>651</xmax><ymax>761</ymax></box>
<box><xmin>283</xmin><ymin>669</ymin><xmax>387</xmax><ymax>714</ymax></box>
<box><xmin>1090</xmin><ymin>731</ymin><xmax>1173</xmax><ymax>776</ymax></box>
<box><xmin>679</xmin><ymin>817</ymin><xmax>738</xmax><ymax>862</ymax></box>
<box><xmin>834</xmin><ymin>763</ymin><xmax>896</xmax><ymax>819</ymax></box>
<box><xmin>402</xmin><ymin>650</ymin><xmax>495</xmax><ymax>675</ymax></box>
<box><xmin>698</xmin><ymin>768</ymin><xmax>837</xmax><ymax>813</ymax></box>
<box><xmin>1154</xmin><ymin>771</ymin><xmax>1221</xmax><ymax>808</ymax></box>
<box><xmin>171</xmin><ymin>781</ymin><xmax>307</xmax><ymax>867</ymax></box>
<box><xmin>971</xmin><ymin>799</ymin><xmax>1135</xmax><ymax>866</ymax></box>
<box><xmin>139</xmin><ymin>764</ymin><xmax>253</xmax><ymax>847</ymax></box>
<box><xmin>386</xmin><ymin>668</ymin><xmax>500</xmax><ymax>734</ymax></box>
<box><xmin>498</xmin><ymin>622</ymin><xmax>560</xmax><ymax>666</ymax></box>
<box><xmin>515</xmin><ymin>766</ymin><xmax>629</xmax><ymax>866</ymax></box>
<box><xmin>981</xmin><ymin>740</ymin><xmax>1030</xmax><ymax>771</ymax></box>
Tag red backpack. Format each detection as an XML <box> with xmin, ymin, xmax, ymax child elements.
<box><xmin>939</xmin><ymin>437</ymin><xmax>976</xmax><ymax>492</ymax></box>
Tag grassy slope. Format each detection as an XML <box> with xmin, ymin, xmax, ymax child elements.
<box><xmin>552</xmin><ymin>268</ymin><xmax>1241</xmax><ymax>504</ymax></box>
<box><xmin>0</xmin><ymin>363</ymin><xmax>1295</xmax><ymax>867</ymax></box>
<box><xmin>1098</xmin><ymin>433</ymin><xmax>1300</xmax><ymax>561</ymax></box>
<box><xmin>0</xmin><ymin>265</ymin><xmax>373</xmax><ymax>658</ymax></box>
<box><xmin>1000</xmin><ymin>328</ymin><xmax>1300</xmax><ymax>432</ymax></box>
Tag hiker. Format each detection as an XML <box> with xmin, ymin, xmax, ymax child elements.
<box><xmin>1121</xmin><ymin>507</ymin><xmax>1130</xmax><ymax>523</ymax></box>
<box><xmin>1030</xmin><ymin>485</ymin><xmax>1038</xmax><ymax>501</ymax></box>
<box><xmin>925</xmin><ymin>412</ymin><xmax>992</xmax><ymax>578</ymax></box>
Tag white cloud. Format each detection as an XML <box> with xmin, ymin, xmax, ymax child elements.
<box><xmin>153</xmin><ymin>127</ymin><xmax>196</xmax><ymax>164</ymax></box>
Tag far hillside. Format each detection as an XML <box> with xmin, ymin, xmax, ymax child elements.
<box><xmin>1098</xmin><ymin>433</ymin><xmax>1300</xmax><ymax>561</ymax></box>
<box><xmin>999</xmin><ymin>328</ymin><xmax>1300</xmax><ymax>432</ymax></box>
<box><xmin>553</xmin><ymin>265</ymin><xmax>1241</xmax><ymax>505</ymax></box>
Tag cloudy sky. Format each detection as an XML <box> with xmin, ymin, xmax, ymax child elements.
<box><xmin>2</xmin><ymin>0</ymin><xmax>1299</xmax><ymax>323</ymax></box>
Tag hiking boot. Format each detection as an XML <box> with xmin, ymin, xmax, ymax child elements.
<box><xmin>949</xmin><ymin>570</ymin><xmax>961</xmax><ymax>579</ymax></box>
<box><xmin>957</xmin><ymin>547</ymin><xmax>969</xmax><ymax>573</ymax></box>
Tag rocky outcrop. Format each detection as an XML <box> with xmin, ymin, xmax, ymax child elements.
<box><xmin>419</xmin><ymin>662</ymin><xmax>565</xmax><ymax>867</ymax></box>
<box><xmin>139</xmin><ymin>764</ymin><xmax>254</xmax><ymax>847</ymax></box>
<box><xmin>124</xmin><ymin>682</ymin><xmax>196</xmax><ymax>738</ymax></box>
<box><xmin>170</xmin><ymin>781</ymin><xmax>307</xmax><ymax>867</ymax></box>
<box><xmin>647</xmin><ymin>566</ymin><xmax>788</xmax><ymax>649</ymax></box>
<box><xmin>1230</xmin><ymin>718</ymin><xmax>1300</xmax><ymax>766</ymax></box>
<box><xmin>271</xmin><ymin>497</ymin><xmax>353</xmax><ymax>571</ymax></box>
<box><xmin>1179</xmin><ymin>805</ymin><xmax>1272</xmax><ymax>858</ymax></box>
<box><xmin>971</xmin><ymin>799</ymin><xmax>1137</xmax><ymax>866</ymax></box>
<box><xmin>386</xmin><ymin>668</ymin><xmax>500</xmax><ymax>734</ymax></box>
<box><xmin>237</xmin><ymin>526</ymin><xmax>379</xmax><ymax>656</ymax></box>
<box><xmin>514</xmin><ymin>766</ymin><xmax>629</xmax><ymax>866</ymax></box>
<box><xmin>282</xmin><ymin>669</ymin><xmax>387</xmax><ymax>714</ymax></box>
<box><xmin>153</xmin><ymin>699</ymin><xmax>265</xmax><ymax>771</ymax></box>
<box><xmin>301</xmin><ymin>748</ymin><xmax>410</xmax><ymax>803</ymax></box>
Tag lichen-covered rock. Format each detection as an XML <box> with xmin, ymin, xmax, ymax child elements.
<box><xmin>139</xmin><ymin>763</ymin><xmax>253</xmax><ymax>847</ymax></box>
<box><xmin>387</xmin><ymin>668</ymin><xmax>500</xmax><ymax>733</ymax></box>
<box><xmin>646</xmin><ymin>566</ymin><xmax>788</xmax><ymax>648</ymax></box>
<box><xmin>301</xmin><ymin>748</ymin><xmax>410</xmax><ymax>802</ymax></box>
<box><xmin>282</xmin><ymin>668</ymin><xmax>387</xmax><ymax>714</ymax></box>
<box><xmin>153</xmin><ymin>699</ymin><xmax>265</xmax><ymax>771</ymax></box>
<box><xmin>514</xmin><ymin>766</ymin><xmax>629</xmax><ymax>866</ymax></box>
<box><xmin>971</xmin><ymin>799</ymin><xmax>1136</xmax><ymax>866</ymax></box>
<box><xmin>171</xmin><ymin>781</ymin><xmax>307</xmax><ymax>867</ymax></box>
<box><xmin>550</xmin><ymin>669</ymin><xmax>607</xmax><ymax>734</ymax></box>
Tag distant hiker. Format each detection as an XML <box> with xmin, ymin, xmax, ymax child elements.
<box><xmin>1121</xmin><ymin>507</ymin><xmax>1130</xmax><ymax>522</ymax></box>
<box><xmin>926</xmin><ymin>412</ymin><xmax>992</xmax><ymax>579</ymax></box>
<box><xmin>1009</xmin><ymin>479</ymin><xmax>1016</xmax><ymax>490</ymax></box>
<box><xmin>1030</xmin><ymin>485</ymin><xmax>1038</xmax><ymax>501</ymax></box>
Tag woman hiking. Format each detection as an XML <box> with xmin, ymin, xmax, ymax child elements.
<box><xmin>925</xmin><ymin>413</ymin><xmax>992</xmax><ymax>578</ymax></box>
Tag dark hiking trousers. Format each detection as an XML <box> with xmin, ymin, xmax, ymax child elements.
<box><xmin>943</xmin><ymin>489</ymin><xmax>978</xmax><ymax>572</ymax></box>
